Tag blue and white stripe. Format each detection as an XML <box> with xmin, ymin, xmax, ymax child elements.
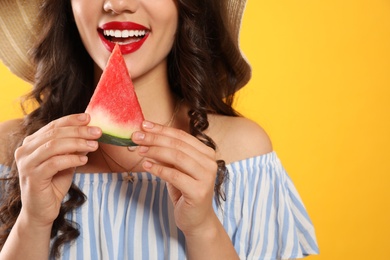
<box><xmin>221</xmin><ymin>152</ymin><xmax>318</xmax><ymax>259</ymax></box>
<box><xmin>60</xmin><ymin>172</ymin><xmax>185</xmax><ymax>260</ymax></box>
<box><xmin>1</xmin><ymin>151</ymin><xmax>319</xmax><ymax>259</ymax></box>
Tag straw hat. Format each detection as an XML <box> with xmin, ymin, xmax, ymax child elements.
<box><xmin>0</xmin><ymin>0</ymin><xmax>247</xmax><ymax>84</ymax></box>
<box><xmin>0</xmin><ymin>0</ymin><xmax>40</xmax><ymax>83</ymax></box>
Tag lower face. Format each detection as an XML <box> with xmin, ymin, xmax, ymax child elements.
<box><xmin>70</xmin><ymin>0</ymin><xmax>178</xmax><ymax>81</ymax></box>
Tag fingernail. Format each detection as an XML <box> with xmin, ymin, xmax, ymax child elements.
<box><xmin>138</xmin><ymin>146</ymin><xmax>149</xmax><ymax>153</ymax></box>
<box><xmin>142</xmin><ymin>121</ymin><xmax>154</xmax><ymax>129</ymax></box>
<box><xmin>127</xmin><ymin>146</ymin><xmax>137</xmax><ymax>151</ymax></box>
<box><xmin>79</xmin><ymin>155</ymin><xmax>88</xmax><ymax>163</ymax></box>
<box><xmin>143</xmin><ymin>161</ymin><xmax>153</xmax><ymax>169</ymax></box>
<box><xmin>89</xmin><ymin>127</ymin><xmax>101</xmax><ymax>135</ymax></box>
<box><xmin>87</xmin><ymin>140</ymin><xmax>98</xmax><ymax>148</ymax></box>
<box><xmin>133</xmin><ymin>132</ymin><xmax>145</xmax><ymax>140</ymax></box>
<box><xmin>78</xmin><ymin>113</ymin><xmax>88</xmax><ymax>121</ymax></box>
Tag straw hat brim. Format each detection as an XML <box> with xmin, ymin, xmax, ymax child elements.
<box><xmin>0</xmin><ymin>0</ymin><xmax>247</xmax><ymax>84</ymax></box>
<box><xmin>0</xmin><ymin>0</ymin><xmax>40</xmax><ymax>83</ymax></box>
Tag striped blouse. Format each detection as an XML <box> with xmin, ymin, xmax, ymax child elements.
<box><xmin>2</xmin><ymin>151</ymin><xmax>319</xmax><ymax>259</ymax></box>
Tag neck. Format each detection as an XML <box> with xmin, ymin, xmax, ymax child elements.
<box><xmin>132</xmin><ymin>62</ymin><xmax>178</xmax><ymax>126</ymax></box>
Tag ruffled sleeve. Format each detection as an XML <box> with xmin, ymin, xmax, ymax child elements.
<box><xmin>213</xmin><ymin>152</ymin><xmax>319</xmax><ymax>259</ymax></box>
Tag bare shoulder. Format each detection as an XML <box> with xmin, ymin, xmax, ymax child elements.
<box><xmin>0</xmin><ymin>119</ymin><xmax>23</xmax><ymax>165</ymax></box>
<box><xmin>207</xmin><ymin>115</ymin><xmax>273</xmax><ymax>164</ymax></box>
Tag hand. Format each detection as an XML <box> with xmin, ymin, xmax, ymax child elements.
<box><xmin>132</xmin><ymin>121</ymin><xmax>219</xmax><ymax>235</ymax></box>
<box><xmin>14</xmin><ymin>113</ymin><xmax>101</xmax><ymax>227</ymax></box>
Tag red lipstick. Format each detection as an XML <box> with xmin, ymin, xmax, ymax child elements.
<box><xmin>99</xmin><ymin>22</ymin><xmax>150</xmax><ymax>54</ymax></box>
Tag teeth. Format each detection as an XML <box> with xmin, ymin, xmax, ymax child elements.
<box><xmin>103</xmin><ymin>29</ymin><xmax>147</xmax><ymax>38</ymax></box>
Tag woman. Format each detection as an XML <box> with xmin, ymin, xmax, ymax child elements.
<box><xmin>0</xmin><ymin>0</ymin><xmax>318</xmax><ymax>259</ymax></box>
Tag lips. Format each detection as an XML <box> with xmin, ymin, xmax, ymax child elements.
<box><xmin>98</xmin><ymin>22</ymin><xmax>150</xmax><ymax>54</ymax></box>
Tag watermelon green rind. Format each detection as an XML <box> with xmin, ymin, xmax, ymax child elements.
<box><xmin>98</xmin><ymin>133</ymin><xmax>137</xmax><ymax>147</ymax></box>
<box><xmin>87</xmin><ymin>107</ymin><xmax>139</xmax><ymax>139</ymax></box>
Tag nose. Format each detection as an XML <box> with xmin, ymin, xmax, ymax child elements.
<box><xmin>103</xmin><ymin>0</ymin><xmax>139</xmax><ymax>14</ymax></box>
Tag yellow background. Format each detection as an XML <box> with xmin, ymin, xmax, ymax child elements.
<box><xmin>1</xmin><ymin>0</ymin><xmax>389</xmax><ymax>259</ymax></box>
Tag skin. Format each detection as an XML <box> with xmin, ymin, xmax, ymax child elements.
<box><xmin>0</xmin><ymin>0</ymin><xmax>273</xmax><ymax>259</ymax></box>
<box><xmin>0</xmin><ymin>115</ymin><xmax>101</xmax><ymax>259</ymax></box>
<box><xmin>72</xmin><ymin>0</ymin><xmax>178</xmax><ymax>83</ymax></box>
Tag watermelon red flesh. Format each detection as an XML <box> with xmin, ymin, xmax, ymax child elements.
<box><xmin>85</xmin><ymin>44</ymin><xmax>144</xmax><ymax>146</ymax></box>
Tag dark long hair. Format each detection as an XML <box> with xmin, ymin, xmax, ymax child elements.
<box><xmin>0</xmin><ymin>0</ymin><xmax>251</xmax><ymax>257</ymax></box>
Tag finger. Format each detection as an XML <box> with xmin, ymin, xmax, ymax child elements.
<box><xmin>132</xmin><ymin>129</ymin><xmax>214</xmax><ymax>165</ymax></box>
<box><xmin>23</xmin><ymin>125</ymin><xmax>101</xmax><ymax>155</ymax></box>
<box><xmin>27</xmin><ymin>138</ymin><xmax>98</xmax><ymax>169</ymax></box>
<box><xmin>143</xmin><ymin>160</ymin><xmax>214</xmax><ymax>202</ymax></box>
<box><xmin>20</xmin><ymin>115</ymin><xmax>101</xmax><ymax>158</ymax></box>
<box><xmin>23</xmin><ymin>113</ymin><xmax>92</xmax><ymax>145</ymax></box>
<box><xmin>139</xmin><ymin>121</ymin><xmax>215</xmax><ymax>158</ymax></box>
<box><xmin>142</xmin><ymin>160</ymin><xmax>193</xmax><ymax>190</ymax></box>
<box><xmin>35</xmin><ymin>154</ymin><xmax>88</xmax><ymax>181</ymax></box>
<box><xmin>138</xmin><ymin>145</ymin><xmax>217</xmax><ymax>181</ymax></box>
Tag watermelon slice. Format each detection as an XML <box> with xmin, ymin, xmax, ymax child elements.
<box><xmin>85</xmin><ymin>44</ymin><xmax>144</xmax><ymax>146</ymax></box>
